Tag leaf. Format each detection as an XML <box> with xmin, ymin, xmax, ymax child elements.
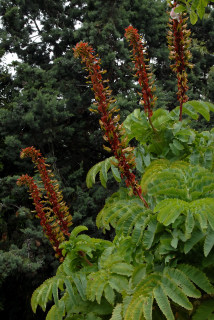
<box><xmin>131</xmin><ymin>296</ymin><xmax>146</xmax><ymax>320</ymax></box>
<box><xmin>110</xmin><ymin>262</ymin><xmax>134</xmax><ymax>276</ymax></box>
<box><xmin>86</xmin><ymin>157</ymin><xmax>116</xmax><ymax>188</ymax></box>
<box><xmin>183</xmin><ymin>101</ymin><xmax>210</xmax><ymax>121</ymax></box>
<box><xmin>31</xmin><ymin>276</ymin><xmax>64</xmax><ymax>313</ymax></box>
<box><xmin>204</xmin><ymin>228</ymin><xmax>214</xmax><ymax>257</ymax></box>
<box><xmin>162</xmin><ymin>276</ymin><xmax>192</xmax><ymax>310</ymax></box>
<box><xmin>100</xmin><ymin>168</ymin><xmax>107</xmax><ymax>188</ymax></box>
<box><xmin>86</xmin><ymin>161</ymin><xmax>102</xmax><ymax>188</ymax></box>
<box><xmin>190</xmin><ymin>10</ymin><xmax>198</xmax><ymax>24</ymax></box>
<box><xmin>70</xmin><ymin>226</ymin><xmax>88</xmax><ymax>238</ymax></box>
<box><xmin>185</xmin><ymin>211</ymin><xmax>195</xmax><ymax>238</ymax></box>
<box><xmin>178</xmin><ymin>265</ymin><xmax>214</xmax><ymax>294</ymax></box>
<box><xmin>143</xmin><ymin>295</ymin><xmax>153</xmax><ymax>320</ymax></box>
<box><xmin>184</xmin><ymin>229</ymin><xmax>204</xmax><ymax>254</ymax></box>
<box><xmin>109</xmin><ymin>274</ymin><xmax>129</xmax><ymax>293</ymax></box>
<box><xmin>191</xmin><ymin>0</ymin><xmax>200</xmax><ymax>11</ymax></box>
<box><xmin>174</xmin><ymin>4</ymin><xmax>186</xmax><ymax>13</ymax></box>
<box><xmin>173</xmin><ymin>139</ymin><xmax>184</xmax><ymax>151</ymax></box>
<box><xmin>143</xmin><ymin>217</ymin><xmax>158</xmax><ymax>249</ymax></box>
<box><xmin>153</xmin><ymin>285</ymin><xmax>174</xmax><ymax>320</ymax></box>
<box><xmin>164</xmin><ymin>268</ymin><xmax>201</xmax><ymax>298</ymax></box>
<box><xmin>104</xmin><ymin>284</ymin><xmax>115</xmax><ymax>305</ymax></box>
<box><xmin>155</xmin><ymin>199</ymin><xmax>186</xmax><ymax>226</ymax></box>
<box><xmin>110</xmin><ymin>304</ymin><xmax>123</xmax><ymax>320</ymax></box>
<box><xmin>197</xmin><ymin>0</ymin><xmax>205</xmax><ymax>19</ymax></box>
<box><xmin>46</xmin><ymin>300</ymin><xmax>65</xmax><ymax>320</ymax></box>
<box><xmin>111</xmin><ymin>165</ymin><xmax>121</xmax><ymax>182</ymax></box>
<box><xmin>143</xmin><ymin>154</ymin><xmax>151</xmax><ymax>167</ymax></box>
<box><xmin>64</xmin><ymin>278</ymin><xmax>77</xmax><ymax>306</ymax></box>
<box><xmin>72</xmin><ymin>273</ymin><xmax>87</xmax><ymax>301</ymax></box>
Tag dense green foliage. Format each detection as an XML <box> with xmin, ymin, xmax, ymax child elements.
<box><xmin>31</xmin><ymin>99</ymin><xmax>214</xmax><ymax>319</ymax></box>
<box><xmin>0</xmin><ymin>0</ymin><xmax>214</xmax><ymax>319</ymax></box>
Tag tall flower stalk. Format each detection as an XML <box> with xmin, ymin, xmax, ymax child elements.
<box><xmin>20</xmin><ymin>147</ymin><xmax>72</xmax><ymax>237</ymax></box>
<box><xmin>17</xmin><ymin>147</ymin><xmax>73</xmax><ymax>259</ymax></box>
<box><xmin>17</xmin><ymin>174</ymin><xmax>64</xmax><ymax>259</ymax></box>
<box><xmin>125</xmin><ymin>25</ymin><xmax>157</xmax><ymax>131</ymax></box>
<box><xmin>73</xmin><ymin>42</ymin><xmax>149</xmax><ymax>208</ymax></box>
<box><xmin>168</xmin><ymin>1</ymin><xmax>193</xmax><ymax>121</ymax></box>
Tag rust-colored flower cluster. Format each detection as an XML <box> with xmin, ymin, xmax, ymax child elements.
<box><xmin>73</xmin><ymin>42</ymin><xmax>149</xmax><ymax>207</ymax></box>
<box><xmin>168</xmin><ymin>1</ymin><xmax>193</xmax><ymax>121</ymax></box>
<box><xmin>125</xmin><ymin>25</ymin><xmax>157</xmax><ymax>129</ymax></box>
<box><xmin>17</xmin><ymin>174</ymin><xmax>63</xmax><ymax>258</ymax></box>
<box><xmin>17</xmin><ymin>147</ymin><xmax>72</xmax><ymax>259</ymax></box>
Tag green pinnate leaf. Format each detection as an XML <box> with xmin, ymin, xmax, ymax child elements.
<box><xmin>110</xmin><ymin>304</ymin><xmax>123</xmax><ymax>320</ymax></box>
<box><xmin>104</xmin><ymin>284</ymin><xmax>115</xmax><ymax>305</ymax></box>
<box><xmin>190</xmin><ymin>10</ymin><xmax>198</xmax><ymax>24</ymax></box>
<box><xmin>110</xmin><ymin>262</ymin><xmax>133</xmax><ymax>276</ymax></box>
<box><xmin>204</xmin><ymin>228</ymin><xmax>214</xmax><ymax>257</ymax></box>
<box><xmin>143</xmin><ymin>295</ymin><xmax>153</xmax><ymax>320</ymax></box>
<box><xmin>183</xmin><ymin>100</ymin><xmax>210</xmax><ymax>121</ymax></box>
<box><xmin>155</xmin><ymin>199</ymin><xmax>187</xmax><ymax>226</ymax></box>
<box><xmin>178</xmin><ymin>265</ymin><xmax>214</xmax><ymax>294</ymax></box>
<box><xmin>164</xmin><ymin>268</ymin><xmax>201</xmax><ymax>298</ymax></box>
<box><xmin>153</xmin><ymin>285</ymin><xmax>174</xmax><ymax>320</ymax></box>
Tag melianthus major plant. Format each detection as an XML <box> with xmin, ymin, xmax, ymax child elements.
<box><xmin>17</xmin><ymin>1</ymin><xmax>214</xmax><ymax>319</ymax></box>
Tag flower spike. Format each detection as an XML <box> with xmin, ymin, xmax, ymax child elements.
<box><xmin>17</xmin><ymin>174</ymin><xmax>64</xmax><ymax>259</ymax></box>
<box><xmin>167</xmin><ymin>1</ymin><xmax>193</xmax><ymax>121</ymax></box>
<box><xmin>125</xmin><ymin>25</ymin><xmax>157</xmax><ymax>131</ymax></box>
<box><xmin>73</xmin><ymin>42</ymin><xmax>149</xmax><ymax>207</ymax></box>
<box><xmin>20</xmin><ymin>147</ymin><xmax>72</xmax><ymax>237</ymax></box>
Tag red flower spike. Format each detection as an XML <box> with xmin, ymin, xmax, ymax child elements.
<box><xmin>17</xmin><ymin>174</ymin><xmax>63</xmax><ymax>259</ymax></box>
<box><xmin>20</xmin><ymin>147</ymin><xmax>72</xmax><ymax>236</ymax></box>
<box><xmin>167</xmin><ymin>1</ymin><xmax>193</xmax><ymax>121</ymax></box>
<box><xmin>73</xmin><ymin>42</ymin><xmax>149</xmax><ymax>208</ymax></box>
<box><xmin>124</xmin><ymin>26</ymin><xmax>157</xmax><ymax>130</ymax></box>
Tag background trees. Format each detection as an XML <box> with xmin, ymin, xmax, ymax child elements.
<box><xmin>0</xmin><ymin>0</ymin><xmax>213</xmax><ymax>319</ymax></box>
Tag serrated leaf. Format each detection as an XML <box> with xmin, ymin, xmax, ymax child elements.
<box><xmin>204</xmin><ymin>228</ymin><xmax>214</xmax><ymax>257</ymax></box>
<box><xmin>184</xmin><ymin>101</ymin><xmax>210</xmax><ymax>121</ymax></box>
<box><xmin>178</xmin><ymin>265</ymin><xmax>214</xmax><ymax>294</ymax></box>
<box><xmin>174</xmin><ymin>4</ymin><xmax>186</xmax><ymax>13</ymax></box>
<box><xmin>184</xmin><ymin>229</ymin><xmax>204</xmax><ymax>254</ymax></box>
<box><xmin>153</xmin><ymin>285</ymin><xmax>174</xmax><ymax>320</ymax></box>
<box><xmin>164</xmin><ymin>268</ymin><xmax>201</xmax><ymax>298</ymax></box>
<box><xmin>185</xmin><ymin>211</ymin><xmax>195</xmax><ymax>237</ymax></box>
<box><xmin>100</xmin><ymin>168</ymin><xmax>107</xmax><ymax>188</ymax></box>
<box><xmin>173</xmin><ymin>139</ymin><xmax>184</xmax><ymax>151</ymax></box>
<box><xmin>52</xmin><ymin>281</ymin><xmax>59</xmax><ymax>307</ymax></box>
<box><xmin>70</xmin><ymin>226</ymin><xmax>88</xmax><ymax>239</ymax></box>
<box><xmin>162</xmin><ymin>276</ymin><xmax>192</xmax><ymax>310</ymax></box>
<box><xmin>109</xmin><ymin>275</ymin><xmax>128</xmax><ymax>293</ymax></box>
<box><xmin>110</xmin><ymin>263</ymin><xmax>133</xmax><ymax>276</ymax></box>
<box><xmin>104</xmin><ymin>284</ymin><xmax>115</xmax><ymax>305</ymax></box>
<box><xmin>190</xmin><ymin>10</ymin><xmax>198</xmax><ymax>24</ymax></box>
<box><xmin>155</xmin><ymin>199</ymin><xmax>186</xmax><ymax>226</ymax></box>
<box><xmin>64</xmin><ymin>278</ymin><xmax>77</xmax><ymax>306</ymax></box>
<box><xmin>143</xmin><ymin>217</ymin><xmax>158</xmax><ymax>249</ymax></box>
<box><xmin>143</xmin><ymin>295</ymin><xmax>153</xmax><ymax>320</ymax></box>
<box><xmin>110</xmin><ymin>304</ymin><xmax>122</xmax><ymax>320</ymax></box>
<box><xmin>143</xmin><ymin>154</ymin><xmax>151</xmax><ymax>167</ymax></box>
<box><xmin>46</xmin><ymin>299</ymin><xmax>65</xmax><ymax>320</ymax></box>
<box><xmin>111</xmin><ymin>165</ymin><xmax>121</xmax><ymax>182</ymax></box>
<box><xmin>197</xmin><ymin>0</ymin><xmax>205</xmax><ymax>19</ymax></box>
